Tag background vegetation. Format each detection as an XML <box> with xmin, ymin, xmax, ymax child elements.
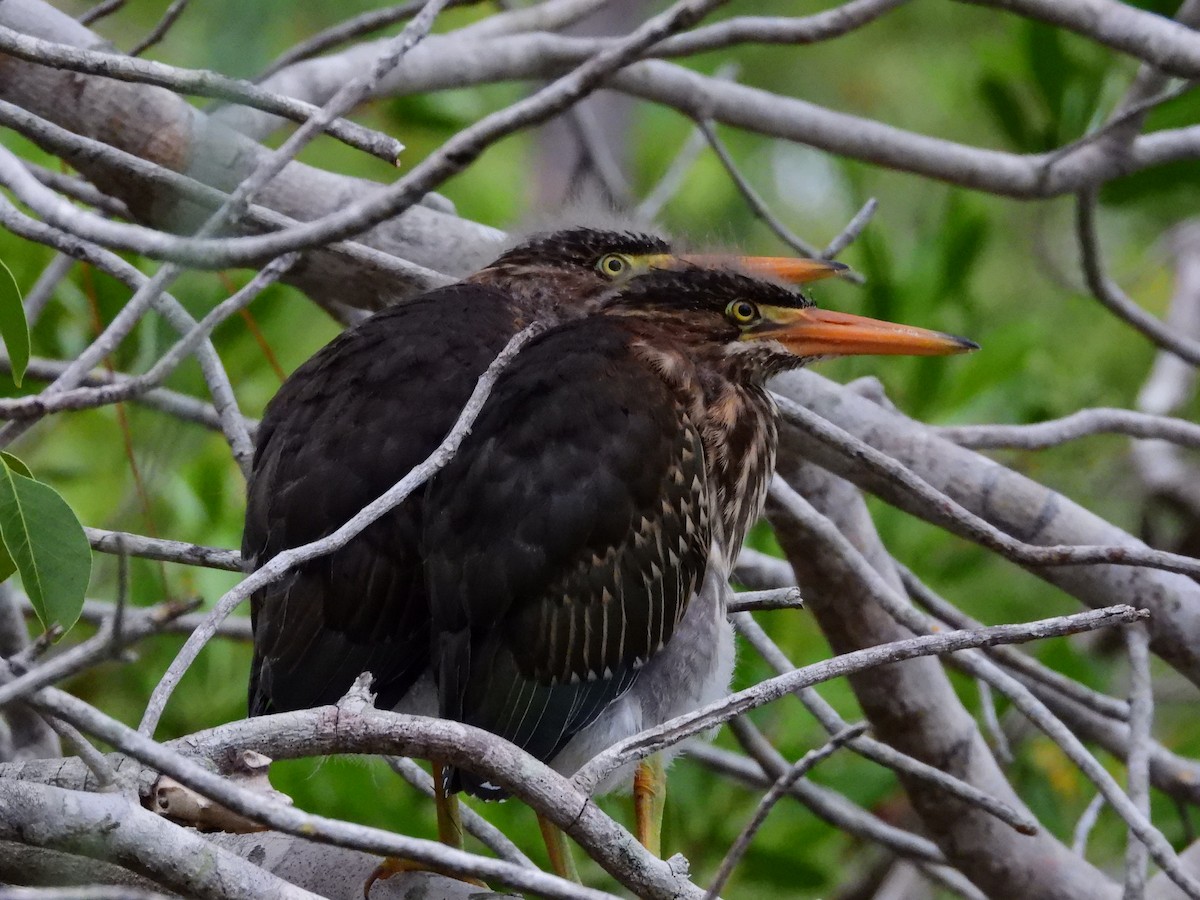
<box><xmin>3</xmin><ymin>0</ymin><xmax>1198</xmax><ymax>896</ymax></box>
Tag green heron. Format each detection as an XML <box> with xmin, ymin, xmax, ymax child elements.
<box><xmin>412</xmin><ymin>266</ymin><xmax>974</xmax><ymax>874</ymax></box>
<box><xmin>243</xmin><ymin>228</ymin><xmax>843</xmax><ymax>862</ymax></box>
<box><xmin>245</xmin><ymin>228</ymin><xmax>839</xmax><ymax>719</ymax></box>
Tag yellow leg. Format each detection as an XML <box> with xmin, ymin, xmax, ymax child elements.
<box><xmin>537</xmin><ymin>812</ymin><xmax>581</xmax><ymax>883</ymax></box>
<box><xmin>634</xmin><ymin>754</ymin><xmax>666</xmax><ymax>857</ymax></box>
<box><xmin>363</xmin><ymin>761</ymin><xmax>485</xmax><ymax>897</ymax></box>
<box><xmin>432</xmin><ymin>761</ymin><xmax>465</xmax><ymax>849</ymax></box>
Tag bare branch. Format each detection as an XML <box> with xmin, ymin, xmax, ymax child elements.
<box><xmin>0</xmin><ymin>599</ymin><xmax>199</xmax><ymax>710</ymax></box>
<box><xmin>765</xmin><ymin>477</ymin><xmax>1198</xmax><ymax>898</ymax></box>
<box><xmin>0</xmin><ymin>887</ymin><xmax>174</xmax><ymax>899</ymax></box>
<box><xmin>687</xmin><ymin>741</ymin><xmax>948</xmax><ymax>866</ymax></box>
<box><xmin>38</xmin><ymin>714</ymin><xmax>116</xmax><ymax>788</ymax></box>
<box><xmin>0</xmin><ymin>195</ymin><xmax>255</xmax><ymax>470</ymax></box>
<box><xmin>696</xmin><ymin>118</ymin><xmax>820</xmax><ymax>257</ymax></box>
<box><xmin>732</xmin><ymin>547</ymin><xmax>797</xmax><ymax>589</ymax></box>
<box><xmin>14</xmin><ymin>595</ymin><xmax>251</xmax><ymax>641</ymax></box>
<box><xmin>256</xmin><ymin>1</ymin><xmax>479</xmax><ymax>80</ymax></box>
<box><xmin>69</xmin><ymin>0</ymin><xmax>735</xmax><ymax>267</ymax></box>
<box><xmin>821</xmin><ymin>196</ymin><xmax>878</xmax><ymax>259</ymax></box>
<box><xmin>575</xmin><ymin>602</ymin><xmax>1147</xmax><ymax>791</ymax></box>
<box><xmin>128</xmin><ymin>0</ymin><xmax>191</xmax><ymax>57</ymax></box>
<box><xmin>85</xmin><ymin>528</ymin><xmax>243</xmax><ymax>572</ymax></box>
<box><xmin>1125</xmin><ymin>625</ymin><xmax>1154</xmax><ymax>897</ymax></box>
<box><xmin>977</xmin><ymin>679</ymin><xmax>1013</xmax><ymax>766</ymax></box>
<box><xmin>773</xmin><ymin>369</ymin><xmax>1200</xmax><ymax>688</ymax></box>
<box><xmin>734</xmin><ymin>613</ymin><xmax>1040</xmax><ymax>835</ymax></box>
<box><xmin>0</xmin><ymin>254</ymin><xmax>295</xmax><ymax>421</ymax></box>
<box><xmin>1073</xmin><ymin>792</ymin><xmax>1107</xmax><ymax>857</ymax></box>
<box><xmin>0</xmin><ymin>779</ymin><xmax>321</xmax><ymax>900</ymax></box>
<box><xmin>38</xmin><ymin>693</ymin><xmax>691</xmax><ymax>900</ymax></box>
<box><xmin>2</xmin><ymin>355</ymin><xmax>236</xmax><ymax>434</ymax></box>
<box><xmin>935</xmin><ymin>407</ymin><xmax>1200</xmax><ymax>450</ymax></box>
<box><xmin>0</xmin><ymin>27</ymin><xmax>405</xmax><ymax>163</ymax></box>
<box><xmin>772</xmin><ymin>390</ymin><xmax>1200</xmax><ymax>578</ymax></box>
<box><xmin>725</xmin><ymin>587</ymin><xmax>804</xmax><ymax>613</ymax></box>
<box><xmin>962</xmin><ymin>0</ymin><xmax>1200</xmax><ymax>78</ymax></box>
<box><xmin>76</xmin><ymin>0</ymin><xmax>123</xmax><ymax>26</ymax></box>
<box><xmin>1076</xmin><ymin>190</ymin><xmax>1200</xmax><ymax>366</ymax></box>
<box><xmin>703</xmin><ymin>724</ymin><xmax>865</xmax><ymax>900</ymax></box>
<box><xmin>0</xmin><ymin>96</ymin><xmax>446</xmax><ymax>312</ymax></box>
<box><xmin>897</xmin><ymin>562</ymin><xmax>1131</xmax><ymax>721</ymax></box>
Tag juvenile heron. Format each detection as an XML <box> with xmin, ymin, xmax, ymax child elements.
<box><xmin>243</xmin><ymin>228</ymin><xmax>844</xmax><ymax>867</ymax></box>
<box><xmin>416</xmin><ymin>266</ymin><xmax>975</xmax><ymax>872</ymax></box>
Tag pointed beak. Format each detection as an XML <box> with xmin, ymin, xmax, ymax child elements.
<box><xmin>674</xmin><ymin>254</ymin><xmax>849</xmax><ymax>285</ymax></box>
<box><xmin>752</xmin><ymin>306</ymin><xmax>978</xmax><ymax>358</ymax></box>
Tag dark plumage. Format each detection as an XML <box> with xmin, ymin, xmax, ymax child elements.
<box><xmin>419</xmin><ymin>267</ymin><xmax>975</xmax><ymax>796</ymax></box>
<box><xmin>244</xmin><ymin>227</ymin><xmax>833</xmax><ymax>720</ymax></box>
<box><xmin>245</xmin><ymin>228</ymin><xmax>972</xmax><ymax>814</ymax></box>
<box><xmin>245</xmin><ymin>229</ymin><xmax>677</xmax><ymax>717</ymax></box>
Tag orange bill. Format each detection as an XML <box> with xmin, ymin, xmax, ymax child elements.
<box><xmin>676</xmin><ymin>254</ymin><xmax>849</xmax><ymax>285</ymax></box>
<box><xmin>752</xmin><ymin>306</ymin><xmax>978</xmax><ymax>357</ymax></box>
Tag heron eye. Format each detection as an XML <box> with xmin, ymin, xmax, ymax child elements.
<box><xmin>597</xmin><ymin>254</ymin><xmax>631</xmax><ymax>278</ymax></box>
<box><xmin>726</xmin><ymin>300</ymin><xmax>759</xmax><ymax>325</ymax></box>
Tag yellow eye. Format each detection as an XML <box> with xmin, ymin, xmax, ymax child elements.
<box><xmin>726</xmin><ymin>300</ymin><xmax>759</xmax><ymax>325</ymax></box>
<box><xmin>597</xmin><ymin>253</ymin><xmax>631</xmax><ymax>279</ymax></box>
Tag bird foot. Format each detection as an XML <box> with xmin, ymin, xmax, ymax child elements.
<box><xmin>363</xmin><ymin>856</ymin><xmax>488</xmax><ymax>898</ymax></box>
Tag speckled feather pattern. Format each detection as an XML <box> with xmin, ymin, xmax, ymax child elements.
<box><xmin>424</xmin><ymin>319</ymin><xmax>715</xmax><ymax>795</ymax></box>
<box><xmin>245</xmin><ymin>251</ymin><xmax>795</xmax><ymax>804</ymax></box>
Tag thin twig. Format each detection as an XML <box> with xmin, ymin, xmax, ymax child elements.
<box><xmin>0</xmin><ymin>599</ymin><xmax>200</xmax><ymax>710</ymax></box>
<box><xmin>38</xmin><ymin>714</ymin><xmax>116</xmax><ymax>788</ymax></box>
<box><xmin>1124</xmin><ymin>624</ymin><xmax>1153</xmax><ymax>898</ymax></box>
<box><xmin>636</xmin><ymin>119</ymin><xmax>709</xmax><ymax>221</ymax></box>
<box><xmin>1076</xmin><ymin>189</ymin><xmax>1200</xmax><ymax>366</ymax></box>
<box><xmin>898</xmin><ymin>562</ymin><xmax>1131</xmax><ymax>722</ymax></box>
<box><xmin>0</xmin><ymin>195</ymin><xmax>256</xmax><ymax>471</ymax></box>
<box><xmin>0</xmin><ymin>255</ymin><xmax>296</xmax><ymax>421</ymax></box>
<box><xmin>935</xmin><ymin>407</ymin><xmax>1200</xmax><ymax>450</ymax></box>
<box><xmin>734</xmin><ymin>613</ymin><xmax>1039</xmax><ymax>835</ymax></box>
<box><xmin>764</xmin><ymin>478</ymin><xmax>1200</xmax><ymax>899</ymax></box>
<box><xmin>726</xmin><ymin>587</ymin><xmax>804</xmax><ymax>613</ymax></box>
<box><xmin>59</xmin><ymin>0</ymin><xmax>733</xmax><ymax>267</ymax></box>
<box><xmin>37</xmin><ymin>691</ymin><xmax>687</xmax><ymax>900</ymax></box>
<box><xmin>687</xmin><ymin>740</ymin><xmax>946</xmax><ymax>864</ymax></box>
<box><xmin>695</xmin><ymin>118</ymin><xmax>820</xmax><ymax>257</ymax></box>
<box><xmin>255</xmin><ymin>0</ymin><xmax>476</xmax><ymax>80</ymax></box>
<box><xmin>821</xmin><ymin>197</ymin><xmax>878</xmax><ymax>259</ymax></box>
<box><xmin>76</xmin><ymin>0</ymin><xmax>124</xmax><ymax>26</ymax></box>
<box><xmin>704</xmin><ymin>724</ymin><xmax>865</xmax><ymax>899</ymax></box>
<box><xmin>575</xmin><ymin>601</ymin><xmax>1147</xmax><ymax>791</ymax></box>
<box><xmin>1073</xmin><ymin>792</ymin><xmax>1107</xmax><ymax>856</ymax></box>
<box><xmin>85</xmin><ymin>528</ymin><xmax>243</xmax><ymax>572</ymax></box>
<box><xmin>977</xmin><ymin>679</ymin><xmax>1013</xmax><ymax>766</ymax></box>
<box><xmin>128</xmin><ymin>0</ymin><xmax>191</xmax><ymax>57</ymax></box>
<box><xmin>14</xmin><ymin>596</ymin><xmax>252</xmax><ymax>641</ymax></box>
<box><xmin>0</xmin><ymin>27</ymin><xmax>404</xmax><ymax>164</ymax></box>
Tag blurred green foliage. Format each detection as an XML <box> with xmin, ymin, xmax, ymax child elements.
<box><xmin>3</xmin><ymin>0</ymin><xmax>1199</xmax><ymax>896</ymax></box>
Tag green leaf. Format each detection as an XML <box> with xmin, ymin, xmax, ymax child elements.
<box><xmin>1025</xmin><ymin>22</ymin><xmax>1068</xmax><ymax>118</ymax></box>
<box><xmin>0</xmin><ymin>456</ymin><xmax>91</xmax><ymax>635</ymax></box>
<box><xmin>978</xmin><ymin>76</ymin><xmax>1035</xmax><ymax>151</ymax></box>
<box><xmin>936</xmin><ymin>196</ymin><xmax>991</xmax><ymax>300</ymax></box>
<box><xmin>0</xmin><ymin>257</ymin><xmax>29</xmax><ymax>388</ymax></box>
<box><xmin>1</xmin><ymin>453</ymin><xmax>34</xmax><ymax>480</ymax></box>
<box><xmin>0</xmin><ymin>453</ymin><xmax>32</xmax><ymax>583</ymax></box>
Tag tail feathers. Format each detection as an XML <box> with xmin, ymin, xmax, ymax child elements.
<box><xmin>438</xmin><ymin>629</ymin><xmax>639</xmax><ymax>800</ymax></box>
